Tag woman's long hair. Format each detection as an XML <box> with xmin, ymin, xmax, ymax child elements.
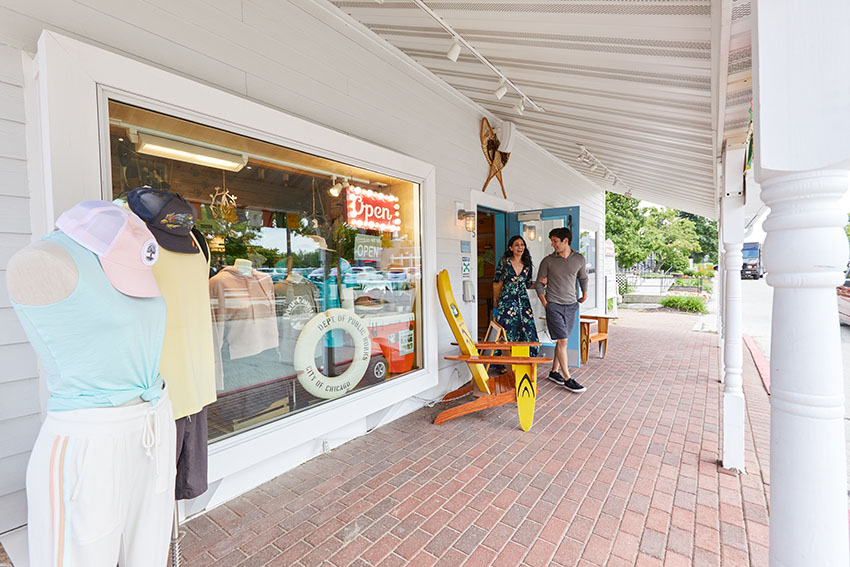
<box><xmin>502</xmin><ymin>235</ymin><xmax>533</xmax><ymax>273</ymax></box>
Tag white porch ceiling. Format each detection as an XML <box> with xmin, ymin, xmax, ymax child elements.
<box><xmin>331</xmin><ymin>0</ymin><xmax>753</xmax><ymax>220</ymax></box>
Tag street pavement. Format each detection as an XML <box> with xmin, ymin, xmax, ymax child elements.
<box><xmin>739</xmin><ymin>277</ymin><xmax>850</xmax><ymax>500</ymax></box>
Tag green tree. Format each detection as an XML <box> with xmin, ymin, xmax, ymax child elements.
<box><xmin>643</xmin><ymin>208</ymin><xmax>701</xmax><ymax>272</ymax></box>
<box><xmin>605</xmin><ymin>192</ymin><xmax>648</xmax><ymax>269</ymax></box>
<box><xmin>677</xmin><ymin>211</ymin><xmax>718</xmax><ymax>263</ymax></box>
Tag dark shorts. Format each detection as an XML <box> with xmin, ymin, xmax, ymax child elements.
<box><xmin>175</xmin><ymin>407</ymin><xmax>209</xmax><ymax>500</ymax></box>
<box><xmin>546</xmin><ymin>301</ymin><xmax>579</xmax><ymax>340</ymax></box>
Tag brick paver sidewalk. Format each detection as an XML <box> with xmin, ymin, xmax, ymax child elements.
<box><xmin>181</xmin><ymin>309</ymin><xmax>771</xmax><ymax>566</ymax></box>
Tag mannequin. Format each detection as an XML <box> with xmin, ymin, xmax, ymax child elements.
<box><xmin>7</xmin><ymin>201</ymin><xmax>176</xmax><ymax>567</ymax></box>
<box><xmin>234</xmin><ymin>258</ymin><xmax>253</xmax><ymax>275</ymax></box>
<box><xmin>210</xmin><ymin>259</ymin><xmax>279</xmax><ymax>393</ymax></box>
<box><xmin>284</xmin><ymin>254</ymin><xmax>304</xmax><ymax>283</ymax></box>
<box><xmin>127</xmin><ymin>186</ymin><xmax>217</xmax><ymax>502</ymax></box>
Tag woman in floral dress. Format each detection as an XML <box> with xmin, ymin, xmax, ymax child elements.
<box><xmin>493</xmin><ymin>235</ymin><xmax>539</xmax><ymax>356</ymax></box>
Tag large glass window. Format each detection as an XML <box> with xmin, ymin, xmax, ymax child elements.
<box><xmin>106</xmin><ymin>101</ymin><xmax>423</xmax><ymax>441</ymax></box>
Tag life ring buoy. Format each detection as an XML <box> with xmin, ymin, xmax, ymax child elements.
<box><xmin>294</xmin><ymin>309</ymin><xmax>372</xmax><ymax>399</ymax></box>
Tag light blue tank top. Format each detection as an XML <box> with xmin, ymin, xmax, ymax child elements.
<box><xmin>11</xmin><ymin>231</ymin><xmax>167</xmax><ymax>411</ymax></box>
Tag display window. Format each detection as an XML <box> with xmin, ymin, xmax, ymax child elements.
<box><xmin>105</xmin><ymin>100</ymin><xmax>423</xmax><ymax>441</ymax></box>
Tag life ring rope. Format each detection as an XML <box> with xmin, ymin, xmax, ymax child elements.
<box><xmin>293</xmin><ymin>309</ymin><xmax>372</xmax><ymax>399</ymax></box>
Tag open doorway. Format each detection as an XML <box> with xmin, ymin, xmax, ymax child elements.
<box><xmin>476</xmin><ymin>207</ymin><xmax>504</xmax><ymax>339</ymax></box>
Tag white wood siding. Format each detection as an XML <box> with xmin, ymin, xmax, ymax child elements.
<box><xmin>0</xmin><ymin>0</ymin><xmax>605</xmax><ymax>528</ymax></box>
<box><xmin>0</xmin><ymin>39</ymin><xmax>37</xmax><ymax>533</ymax></box>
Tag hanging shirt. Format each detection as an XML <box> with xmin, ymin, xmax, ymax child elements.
<box><xmin>209</xmin><ymin>267</ymin><xmax>278</xmax><ymax>360</ymax></box>
<box><xmin>10</xmin><ymin>231</ymin><xmax>166</xmax><ymax>411</ymax></box>
<box><xmin>274</xmin><ymin>277</ymin><xmax>320</xmax><ymax>364</ymax></box>
<box><xmin>152</xmin><ymin>233</ymin><xmax>217</xmax><ymax>419</ymax></box>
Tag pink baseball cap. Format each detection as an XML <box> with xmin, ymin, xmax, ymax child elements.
<box><xmin>56</xmin><ymin>200</ymin><xmax>162</xmax><ymax>298</ymax></box>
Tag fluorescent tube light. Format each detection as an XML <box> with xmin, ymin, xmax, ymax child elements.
<box><xmin>136</xmin><ymin>132</ymin><xmax>247</xmax><ymax>172</ymax></box>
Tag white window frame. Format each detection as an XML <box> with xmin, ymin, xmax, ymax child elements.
<box><xmin>33</xmin><ymin>30</ymin><xmax>439</xmax><ymax>506</ymax></box>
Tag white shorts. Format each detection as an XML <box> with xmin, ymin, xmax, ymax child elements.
<box><xmin>26</xmin><ymin>390</ymin><xmax>176</xmax><ymax>567</ymax></box>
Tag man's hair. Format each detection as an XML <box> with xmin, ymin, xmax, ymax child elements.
<box><xmin>548</xmin><ymin>227</ymin><xmax>572</xmax><ymax>242</ymax></box>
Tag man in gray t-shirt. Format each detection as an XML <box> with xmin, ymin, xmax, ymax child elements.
<box><xmin>534</xmin><ymin>227</ymin><xmax>588</xmax><ymax>393</ymax></box>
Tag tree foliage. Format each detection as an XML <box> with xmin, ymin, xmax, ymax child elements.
<box><xmin>605</xmin><ymin>192</ymin><xmax>648</xmax><ymax>269</ymax></box>
<box><xmin>606</xmin><ymin>192</ymin><xmax>712</xmax><ymax>271</ymax></box>
<box><xmin>677</xmin><ymin>211</ymin><xmax>718</xmax><ymax>263</ymax></box>
<box><xmin>642</xmin><ymin>208</ymin><xmax>701</xmax><ymax>271</ymax></box>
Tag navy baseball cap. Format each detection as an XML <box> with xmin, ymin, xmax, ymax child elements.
<box><xmin>127</xmin><ymin>187</ymin><xmax>199</xmax><ymax>254</ymax></box>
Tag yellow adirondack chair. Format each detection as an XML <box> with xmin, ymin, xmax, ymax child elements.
<box><xmin>436</xmin><ymin>269</ymin><xmax>551</xmax><ymax>431</ymax></box>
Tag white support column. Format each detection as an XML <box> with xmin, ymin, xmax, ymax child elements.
<box><xmin>761</xmin><ymin>172</ymin><xmax>849</xmax><ymax>566</ymax></box>
<box><xmin>753</xmin><ymin>1</ymin><xmax>850</xmax><ymax>564</ymax></box>
<box><xmin>720</xmin><ymin>146</ymin><xmax>747</xmax><ymax>472</ymax></box>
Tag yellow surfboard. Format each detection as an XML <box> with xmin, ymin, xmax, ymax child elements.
<box><xmin>436</xmin><ymin>270</ymin><xmax>491</xmax><ymax>394</ymax></box>
<box><xmin>511</xmin><ymin>345</ymin><xmax>536</xmax><ymax>431</ymax></box>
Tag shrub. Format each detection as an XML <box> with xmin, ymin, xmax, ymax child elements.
<box><xmin>617</xmin><ymin>279</ymin><xmax>635</xmax><ymax>296</ymax></box>
<box><xmin>660</xmin><ymin>295</ymin><xmax>707</xmax><ymax>313</ymax></box>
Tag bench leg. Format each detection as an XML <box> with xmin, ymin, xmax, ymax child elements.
<box><xmin>599</xmin><ymin>339</ymin><xmax>607</xmax><ymax>358</ymax></box>
<box><xmin>580</xmin><ymin>322</ymin><xmax>590</xmax><ymax>364</ymax></box>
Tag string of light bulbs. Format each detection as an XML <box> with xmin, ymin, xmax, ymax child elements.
<box><xmin>409</xmin><ymin>0</ymin><xmax>543</xmax><ymax>115</ymax></box>
<box><xmin>576</xmin><ymin>145</ymin><xmax>632</xmax><ymax>198</ymax></box>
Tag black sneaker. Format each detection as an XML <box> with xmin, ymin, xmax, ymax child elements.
<box><xmin>563</xmin><ymin>378</ymin><xmax>586</xmax><ymax>393</ymax></box>
<box><xmin>547</xmin><ymin>371</ymin><xmax>565</xmax><ymax>385</ymax></box>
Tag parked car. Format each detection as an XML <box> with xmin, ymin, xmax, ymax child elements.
<box><xmin>257</xmin><ymin>267</ymin><xmax>287</xmax><ymax>282</ymax></box>
<box><xmin>838</xmin><ymin>267</ymin><xmax>850</xmax><ymax>326</ymax></box>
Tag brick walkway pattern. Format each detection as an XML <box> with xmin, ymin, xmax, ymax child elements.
<box><xmin>181</xmin><ymin>310</ymin><xmax>771</xmax><ymax>566</ymax></box>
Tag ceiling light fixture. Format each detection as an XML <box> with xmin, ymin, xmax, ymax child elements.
<box><xmin>328</xmin><ymin>176</ymin><xmax>343</xmax><ymax>198</ymax></box>
<box><xmin>135</xmin><ymin>132</ymin><xmax>247</xmax><ymax>172</ymax></box>
<box><xmin>446</xmin><ymin>38</ymin><xmax>462</xmax><ymax>62</ymax></box>
<box><xmin>494</xmin><ymin>80</ymin><xmax>508</xmax><ymax>100</ymax></box>
<box><xmin>411</xmin><ymin>0</ymin><xmax>543</xmax><ymax>112</ymax></box>
<box><xmin>575</xmin><ymin>143</ymin><xmax>633</xmax><ymax>196</ymax></box>
<box><xmin>513</xmin><ymin>100</ymin><xmax>525</xmax><ymax>115</ymax></box>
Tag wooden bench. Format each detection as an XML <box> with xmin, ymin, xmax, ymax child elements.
<box><xmin>579</xmin><ymin>314</ymin><xmax>616</xmax><ymax>364</ymax></box>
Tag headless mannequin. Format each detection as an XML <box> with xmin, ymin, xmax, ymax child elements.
<box><xmin>285</xmin><ymin>255</ymin><xmax>304</xmax><ymax>283</ymax></box>
<box><xmin>7</xmin><ymin>240</ymin><xmax>78</xmax><ymax>305</ymax></box>
<box><xmin>7</xmin><ymin>239</ymin><xmax>146</xmax><ymax>409</ymax></box>
<box><xmin>234</xmin><ymin>258</ymin><xmax>252</xmax><ymax>276</ymax></box>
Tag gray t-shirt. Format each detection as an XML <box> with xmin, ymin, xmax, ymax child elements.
<box><xmin>534</xmin><ymin>251</ymin><xmax>588</xmax><ymax>304</ymax></box>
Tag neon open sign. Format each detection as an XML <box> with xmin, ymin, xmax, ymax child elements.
<box><xmin>347</xmin><ymin>186</ymin><xmax>401</xmax><ymax>232</ymax></box>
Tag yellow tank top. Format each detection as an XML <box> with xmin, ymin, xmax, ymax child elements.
<box><xmin>153</xmin><ymin>234</ymin><xmax>216</xmax><ymax>419</ymax></box>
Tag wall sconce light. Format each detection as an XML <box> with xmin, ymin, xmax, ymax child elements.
<box><xmin>458</xmin><ymin>209</ymin><xmax>476</xmax><ymax>233</ymax></box>
<box><xmin>328</xmin><ymin>176</ymin><xmax>343</xmax><ymax>197</ymax></box>
<box><xmin>526</xmin><ymin>224</ymin><xmax>537</xmax><ymax>241</ymax></box>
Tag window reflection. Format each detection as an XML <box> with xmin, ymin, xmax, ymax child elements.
<box><xmin>107</xmin><ymin>100</ymin><xmax>423</xmax><ymax>441</ymax></box>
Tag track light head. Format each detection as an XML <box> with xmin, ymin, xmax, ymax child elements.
<box><xmin>589</xmin><ymin>163</ymin><xmax>598</xmax><ymax>172</ymax></box>
<box><xmin>446</xmin><ymin>39</ymin><xmax>461</xmax><ymax>62</ymax></box>
<box><xmin>494</xmin><ymin>81</ymin><xmax>508</xmax><ymax>100</ymax></box>
<box><xmin>513</xmin><ymin>100</ymin><xmax>524</xmax><ymax>115</ymax></box>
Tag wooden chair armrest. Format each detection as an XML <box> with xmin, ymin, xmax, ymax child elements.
<box><xmin>474</xmin><ymin>341</ymin><xmax>542</xmax><ymax>348</ymax></box>
<box><xmin>445</xmin><ymin>354</ymin><xmax>553</xmax><ymax>365</ymax></box>
<box><xmin>450</xmin><ymin>341</ymin><xmax>542</xmax><ymax>348</ymax></box>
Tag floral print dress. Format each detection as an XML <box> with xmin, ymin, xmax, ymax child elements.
<box><xmin>494</xmin><ymin>257</ymin><xmax>539</xmax><ymax>356</ymax></box>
